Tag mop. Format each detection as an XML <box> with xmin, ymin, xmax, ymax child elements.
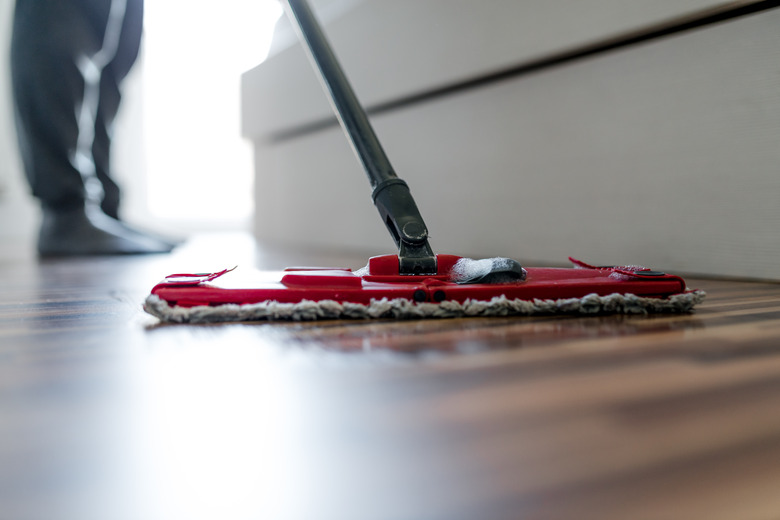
<box><xmin>144</xmin><ymin>0</ymin><xmax>704</xmax><ymax>323</ymax></box>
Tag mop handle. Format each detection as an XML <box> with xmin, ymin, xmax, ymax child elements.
<box><xmin>284</xmin><ymin>0</ymin><xmax>437</xmax><ymax>275</ymax></box>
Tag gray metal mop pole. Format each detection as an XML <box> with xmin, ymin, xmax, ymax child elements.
<box><xmin>284</xmin><ymin>0</ymin><xmax>437</xmax><ymax>275</ymax></box>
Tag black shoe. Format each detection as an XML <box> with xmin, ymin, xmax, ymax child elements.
<box><xmin>37</xmin><ymin>204</ymin><xmax>176</xmax><ymax>256</ymax></box>
<box><xmin>105</xmin><ymin>213</ymin><xmax>184</xmax><ymax>249</ymax></box>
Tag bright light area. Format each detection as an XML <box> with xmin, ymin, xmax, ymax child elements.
<box><xmin>141</xmin><ymin>0</ymin><xmax>282</xmax><ymax>230</ymax></box>
<box><xmin>136</xmin><ymin>339</ymin><xmax>299</xmax><ymax>519</ymax></box>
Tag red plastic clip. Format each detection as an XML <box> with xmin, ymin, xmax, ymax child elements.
<box><xmin>568</xmin><ymin>257</ymin><xmax>663</xmax><ymax>278</ymax></box>
<box><xmin>161</xmin><ymin>267</ymin><xmax>237</xmax><ymax>286</ymax></box>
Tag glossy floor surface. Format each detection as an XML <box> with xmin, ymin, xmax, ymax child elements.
<box><xmin>2</xmin><ymin>234</ymin><xmax>779</xmax><ymax>520</ymax></box>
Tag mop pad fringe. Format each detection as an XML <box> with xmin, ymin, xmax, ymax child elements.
<box><xmin>144</xmin><ymin>290</ymin><xmax>706</xmax><ymax>324</ymax></box>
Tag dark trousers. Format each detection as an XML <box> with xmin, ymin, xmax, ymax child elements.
<box><xmin>11</xmin><ymin>0</ymin><xmax>144</xmax><ymax>217</ymax></box>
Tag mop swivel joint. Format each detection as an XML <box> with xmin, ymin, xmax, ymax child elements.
<box><xmin>372</xmin><ymin>178</ymin><xmax>437</xmax><ymax>275</ymax></box>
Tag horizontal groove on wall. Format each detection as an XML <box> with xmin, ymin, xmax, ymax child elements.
<box><xmin>270</xmin><ymin>0</ymin><xmax>780</xmax><ymax>143</ymax></box>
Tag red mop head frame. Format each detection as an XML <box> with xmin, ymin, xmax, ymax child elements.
<box><xmin>144</xmin><ymin>255</ymin><xmax>704</xmax><ymax>323</ymax></box>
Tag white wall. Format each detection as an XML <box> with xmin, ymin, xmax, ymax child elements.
<box><xmin>244</xmin><ymin>2</ymin><xmax>780</xmax><ymax>280</ymax></box>
<box><xmin>136</xmin><ymin>0</ymin><xmax>281</xmax><ymax>233</ymax></box>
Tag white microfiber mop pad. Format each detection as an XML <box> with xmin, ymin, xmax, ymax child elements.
<box><xmin>144</xmin><ymin>290</ymin><xmax>706</xmax><ymax>324</ymax></box>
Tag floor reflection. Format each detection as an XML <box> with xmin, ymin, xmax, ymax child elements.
<box><xmin>144</xmin><ymin>311</ymin><xmax>707</xmax><ymax>357</ymax></box>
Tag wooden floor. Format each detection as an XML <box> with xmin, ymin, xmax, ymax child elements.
<box><xmin>1</xmin><ymin>233</ymin><xmax>779</xmax><ymax>520</ymax></box>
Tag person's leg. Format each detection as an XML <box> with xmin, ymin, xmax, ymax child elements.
<box><xmin>93</xmin><ymin>88</ymin><xmax>122</xmax><ymax>220</ymax></box>
<box><xmin>93</xmin><ymin>0</ymin><xmax>143</xmax><ymax>220</ymax></box>
<box><xmin>11</xmin><ymin>0</ymin><xmax>99</xmax><ymax>211</ymax></box>
<box><xmin>11</xmin><ymin>0</ymin><xmax>172</xmax><ymax>255</ymax></box>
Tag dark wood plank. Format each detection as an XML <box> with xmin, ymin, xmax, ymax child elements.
<box><xmin>1</xmin><ymin>234</ymin><xmax>779</xmax><ymax>520</ymax></box>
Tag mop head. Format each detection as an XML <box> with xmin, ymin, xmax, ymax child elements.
<box><xmin>143</xmin><ymin>255</ymin><xmax>705</xmax><ymax>323</ymax></box>
<box><xmin>144</xmin><ymin>290</ymin><xmax>704</xmax><ymax>323</ymax></box>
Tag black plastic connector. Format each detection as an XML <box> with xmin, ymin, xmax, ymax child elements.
<box><xmin>372</xmin><ymin>179</ymin><xmax>436</xmax><ymax>275</ymax></box>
